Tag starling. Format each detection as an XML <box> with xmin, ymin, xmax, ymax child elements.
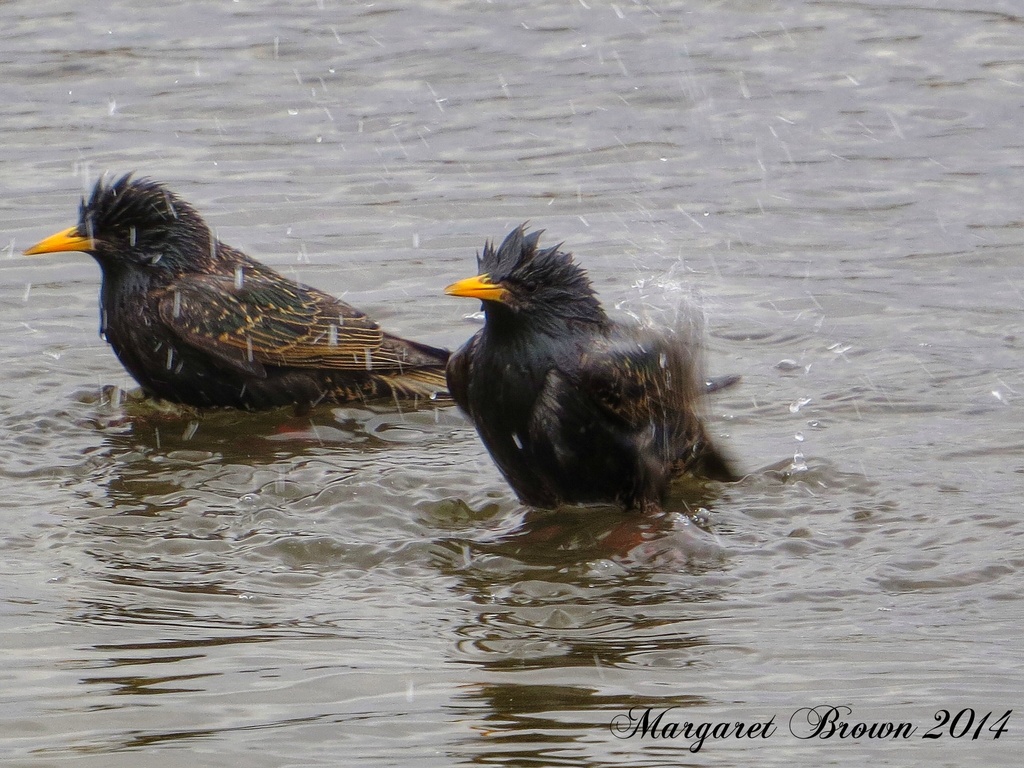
<box><xmin>445</xmin><ymin>225</ymin><xmax>735</xmax><ymax>512</ymax></box>
<box><xmin>24</xmin><ymin>174</ymin><xmax>449</xmax><ymax>410</ymax></box>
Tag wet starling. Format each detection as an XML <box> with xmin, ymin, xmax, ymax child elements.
<box><xmin>24</xmin><ymin>175</ymin><xmax>449</xmax><ymax>410</ymax></box>
<box><xmin>445</xmin><ymin>225</ymin><xmax>735</xmax><ymax>512</ymax></box>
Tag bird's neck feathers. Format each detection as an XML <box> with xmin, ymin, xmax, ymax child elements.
<box><xmin>482</xmin><ymin>291</ymin><xmax>608</xmax><ymax>342</ymax></box>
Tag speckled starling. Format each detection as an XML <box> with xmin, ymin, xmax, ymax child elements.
<box><xmin>24</xmin><ymin>175</ymin><xmax>448</xmax><ymax>410</ymax></box>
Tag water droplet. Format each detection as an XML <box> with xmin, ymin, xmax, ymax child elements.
<box><xmin>234</xmin><ymin>266</ymin><xmax>244</xmax><ymax>290</ymax></box>
<box><xmin>511</xmin><ymin>432</ymin><xmax>524</xmax><ymax>450</ymax></box>
<box><xmin>789</xmin><ymin>397</ymin><xmax>812</xmax><ymax>413</ymax></box>
<box><xmin>776</xmin><ymin>358</ymin><xmax>801</xmax><ymax>371</ymax></box>
<box><xmin>794</xmin><ymin>432</ymin><xmax>804</xmax><ymax>442</ymax></box>
<box><xmin>328</xmin><ymin>323</ymin><xmax>338</xmax><ymax>346</ymax></box>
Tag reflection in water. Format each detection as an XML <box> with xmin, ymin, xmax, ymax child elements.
<box><xmin>429</xmin><ymin>491</ymin><xmax>732</xmax><ymax>765</ymax></box>
<box><xmin>55</xmin><ymin>391</ymin><xmax>738</xmax><ymax>762</ymax></box>
<box><xmin>448</xmin><ymin>682</ymin><xmax>707</xmax><ymax>766</ymax></box>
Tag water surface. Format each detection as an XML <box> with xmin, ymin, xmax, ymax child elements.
<box><xmin>2</xmin><ymin>1</ymin><xmax>1022</xmax><ymax>765</ymax></box>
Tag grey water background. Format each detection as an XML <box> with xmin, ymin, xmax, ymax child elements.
<box><xmin>2</xmin><ymin>0</ymin><xmax>1022</xmax><ymax>765</ymax></box>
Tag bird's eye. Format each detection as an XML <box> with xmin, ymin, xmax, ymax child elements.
<box><xmin>519</xmin><ymin>280</ymin><xmax>539</xmax><ymax>294</ymax></box>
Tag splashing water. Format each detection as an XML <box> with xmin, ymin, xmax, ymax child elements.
<box><xmin>789</xmin><ymin>397</ymin><xmax>812</xmax><ymax>413</ymax></box>
<box><xmin>615</xmin><ymin>265</ymin><xmax>704</xmax><ymax>341</ymax></box>
<box><xmin>790</xmin><ymin>451</ymin><xmax>809</xmax><ymax>473</ymax></box>
<box><xmin>234</xmin><ymin>266</ymin><xmax>245</xmax><ymax>290</ymax></box>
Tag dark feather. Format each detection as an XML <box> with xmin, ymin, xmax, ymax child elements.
<box><xmin>26</xmin><ymin>174</ymin><xmax>449</xmax><ymax>410</ymax></box>
<box><xmin>446</xmin><ymin>225</ymin><xmax>736</xmax><ymax>512</ymax></box>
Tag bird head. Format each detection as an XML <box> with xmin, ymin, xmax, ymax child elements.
<box><xmin>24</xmin><ymin>174</ymin><xmax>216</xmax><ymax>276</ymax></box>
<box><xmin>445</xmin><ymin>225</ymin><xmax>605</xmax><ymax>326</ymax></box>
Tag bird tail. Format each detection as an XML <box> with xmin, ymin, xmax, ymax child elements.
<box><xmin>704</xmin><ymin>373</ymin><xmax>741</xmax><ymax>394</ymax></box>
<box><xmin>682</xmin><ymin>439</ymin><xmax>738</xmax><ymax>482</ymax></box>
<box><xmin>384</xmin><ymin>366</ymin><xmax>451</xmax><ymax>401</ymax></box>
<box><xmin>396</xmin><ymin>337</ymin><xmax>450</xmax><ymax>368</ymax></box>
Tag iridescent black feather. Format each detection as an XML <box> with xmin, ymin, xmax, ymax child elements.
<box><xmin>447</xmin><ymin>225</ymin><xmax>735</xmax><ymax>512</ymax></box>
<box><xmin>32</xmin><ymin>174</ymin><xmax>449</xmax><ymax>410</ymax></box>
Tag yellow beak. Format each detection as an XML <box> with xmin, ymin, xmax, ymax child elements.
<box><xmin>23</xmin><ymin>226</ymin><xmax>96</xmax><ymax>256</ymax></box>
<box><xmin>444</xmin><ymin>274</ymin><xmax>508</xmax><ymax>303</ymax></box>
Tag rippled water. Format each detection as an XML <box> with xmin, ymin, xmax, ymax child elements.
<box><xmin>2</xmin><ymin>1</ymin><xmax>1022</xmax><ymax>765</ymax></box>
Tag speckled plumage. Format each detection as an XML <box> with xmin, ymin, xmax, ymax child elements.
<box><xmin>25</xmin><ymin>175</ymin><xmax>449</xmax><ymax>410</ymax></box>
<box><xmin>445</xmin><ymin>225</ymin><xmax>735</xmax><ymax>512</ymax></box>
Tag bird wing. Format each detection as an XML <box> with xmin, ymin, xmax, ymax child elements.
<box><xmin>577</xmin><ymin>333</ymin><xmax>737</xmax><ymax>481</ymax></box>
<box><xmin>573</xmin><ymin>336</ymin><xmax>678</xmax><ymax>430</ymax></box>
<box><xmin>155</xmin><ymin>273</ymin><xmax>410</xmax><ymax>376</ymax></box>
<box><xmin>526</xmin><ymin>368</ymin><xmax>585</xmax><ymax>466</ymax></box>
<box><xmin>444</xmin><ymin>334</ymin><xmax>478</xmax><ymax>413</ymax></box>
